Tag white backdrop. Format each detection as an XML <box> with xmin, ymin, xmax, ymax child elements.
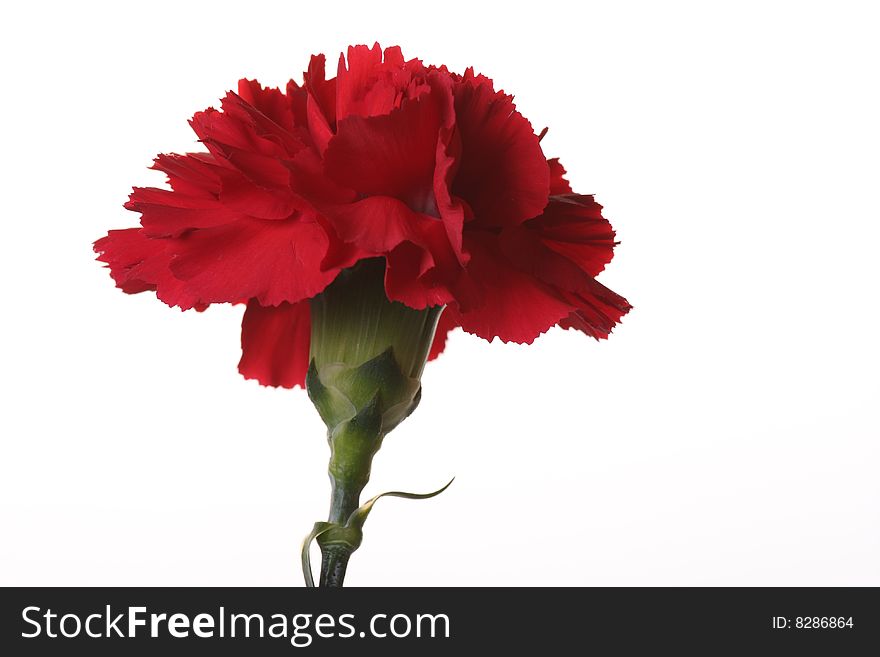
<box><xmin>1</xmin><ymin>0</ymin><xmax>877</xmax><ymax>586</ymax></box>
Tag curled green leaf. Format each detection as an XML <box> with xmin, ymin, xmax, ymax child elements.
<box><xmin>301</xmin><ymin>522</ymin><xmax>334</xmax><ymax>588</ymax></box>
<box><xmin>346</xmin><ymin>478</ymin><xmax>455</xmax><ymax>532</ymax></box>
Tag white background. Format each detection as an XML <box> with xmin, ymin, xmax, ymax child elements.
<box><xmin>1</xmin><ymin>1</ymin><xmax>877</xmax><ymax>586</ymax></box>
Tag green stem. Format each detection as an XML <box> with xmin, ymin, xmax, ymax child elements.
<box><xmin>327</xmin><ymin>479</ymin><xmax>362</xmax><ymax>526</ymax></box>
<box><xmin>318</xmin><ymin>478</ymin><xmax>361</xmax><ymax>587</ymax></box>
<box><xmin>319</xmin><ymin>544</ymin><xmax>352</xmax><ymax>588</ymax></box>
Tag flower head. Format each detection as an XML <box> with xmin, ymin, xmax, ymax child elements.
<box><xmin>95</xmin><ymin>43</ymin><xmax>631</xmax><ymax>388</ymax></box>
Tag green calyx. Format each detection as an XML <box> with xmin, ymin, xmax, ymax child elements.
<box><xmin>307</xmin><ymin>258</ymin><xmax>442</xmax><ymax>442</ymax></box>
<box><xmin>307</xmin><ymin>259</ymin><xmax>443</xmax><ymax>511</ymax></box>
<box><xmin>306</xmin><ymin>348</ymin><xmax>422</xmax><ymax>447</ymax></box>
<box><xmin>307</xmin><ymin>257</ymin><xmax>443</xmax><ymax>515</ymax></box>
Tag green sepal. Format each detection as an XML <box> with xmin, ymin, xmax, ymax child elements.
<box><xmin>334</xmin><ymin>390</ymin><xmax>383</xmax><ymax>443</ymax></box>
<box><xmin>333</xmin><ymin>348</ymin><xmax>418</xmax><ymax>414</ymax></box>
<box><xmin>307</xmin><ymin>348</ymin><xmax>422</xmax><ymax>437</ymax></box>
<box><xmin>306</xmin><ymin>361</ymin><xmax>356</xmax><ymax>429</ymax></box>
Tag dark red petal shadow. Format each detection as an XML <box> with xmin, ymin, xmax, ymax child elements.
<box><xmin>452</xmin><ymin>73</ymin><xmax>549</xmax><ymax>227</ymax></box>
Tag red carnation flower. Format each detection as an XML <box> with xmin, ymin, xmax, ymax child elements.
<box><xmin>95</xmin><ymin>43</ymin><xmax>630</xmax><ymax>388</ymax></box>
<box><xmin>95</xmin><ymin>43</ymin><xmax>632</xmax><ymax>587</ymax></box>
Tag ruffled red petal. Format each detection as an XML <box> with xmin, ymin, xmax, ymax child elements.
<box><xmin>93</xmin><ymin>228</ymin><xmax>206</xmax><ymax>310</ymax></box>
<box><xmin>236</xmin><ymin>79</ymin><xmax>297</xmax><ymax>136</ymax></box>
<box><xmin>492</xmin><ymin>192</ymin><xmax>631</xmax><ymax>339</ymax></box>
<box><xmin>446</xmin><ymin>232</ymin><xmax>573</xmax><ymax>343</ymax></box>
<box><xmin>299</xmin><ymin>54</ymin><xmax>336</xmax><ymax>153</ymax></box>
<box><xmin>325</xmin><ymin>90</ymin><xmax>443</xmax><ymax>212</ymax></box>
<box><xmin>190</xmin><ymin>106</ymin><xmax>278</xmax><ymax>160</ymax></box>
<box><xmin>320</xmin><ymin>196</ymin><xmax>457</xmax><ymax>309</ymax></box>
<box><xmin>167</xmin><ymin>216</ymin><xmax>338</xmax><ymax>307</ymax></box>
<box><xmin>451</xmin><ymin>72</ymin><xmax>549</xmax><ymax>227</ymax></box>
<box><xmin>125</xmin><ymin>186</ymin><xmax>245</xmax><ymax>237</ymax></box>
<box><xmin>285</xmin><ymin>148</ymin><xmax>356</xmax><ymax>208</ymax></box>
<box><xmin>547</xmin><ymin>158</ymin><xmax>573</xmax><ymax>195</ymax></box>
<box><xmin>427</xmin><ymin>71</ymin><xmax>468</xmax><ymax>265</ymax></box>
<box><xmin>151</xmin><ymin>152</ymin><xmax>224</xmax><ymax>197</ymax></box>
<box><xmin>500</xmin><ymin>194</ymin><xmax>616</xmax><ymax>284</ymax></box>
<box><xmin>94</xmin><ymin>228</ymin><xmax>165</xmax><ymax>294</ymax></box>
<box><xmin>239</xmin><ymin>300</ymin><xmax>311</xmax><ymax>388</ymax></box>
<box><xmin>335</xmin><ymin>44</ymin><xmax>428</xmax><ymax>121</ymax></box>
<box><xmin>531</xmin><ymin>195</ymin><xmax>616</xmax><ymax>278</ymax></box>
<box><xmin>432</xmin><ymin>111</ymin><xmax>467</xmax><ymax>264</ymax></box>
<box><xmin>216</xmin><ymin>166</ymin><xmax>299</xmax><ymax>220</ymax></box>
<box><xmin>303</xmin><ymin>54</ymin><xmax>336</xmax><ymax>123</ymax></box>
<box><xmin>189</xmin><ymin>91</ymin><xmax>327</xmax><ymax>221</ymax></box>
<box><xmin>384</xmin><ymin>241</ymin><xmax>456</xmax><ymax>309</ymax></box>
<box><xmin>322</xmin><ymin>196</ymin><xmax>433</xmax><ymax>261</ymax></box>
<box><xmin>557</xmin><ymin>279</ymin><xmax>632</xmax><ymax>339</ymax></box>
<box><xmin>225</xmin><ymin>88</ymin><xmax>309</xmax><ymax>157</ymax></box>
